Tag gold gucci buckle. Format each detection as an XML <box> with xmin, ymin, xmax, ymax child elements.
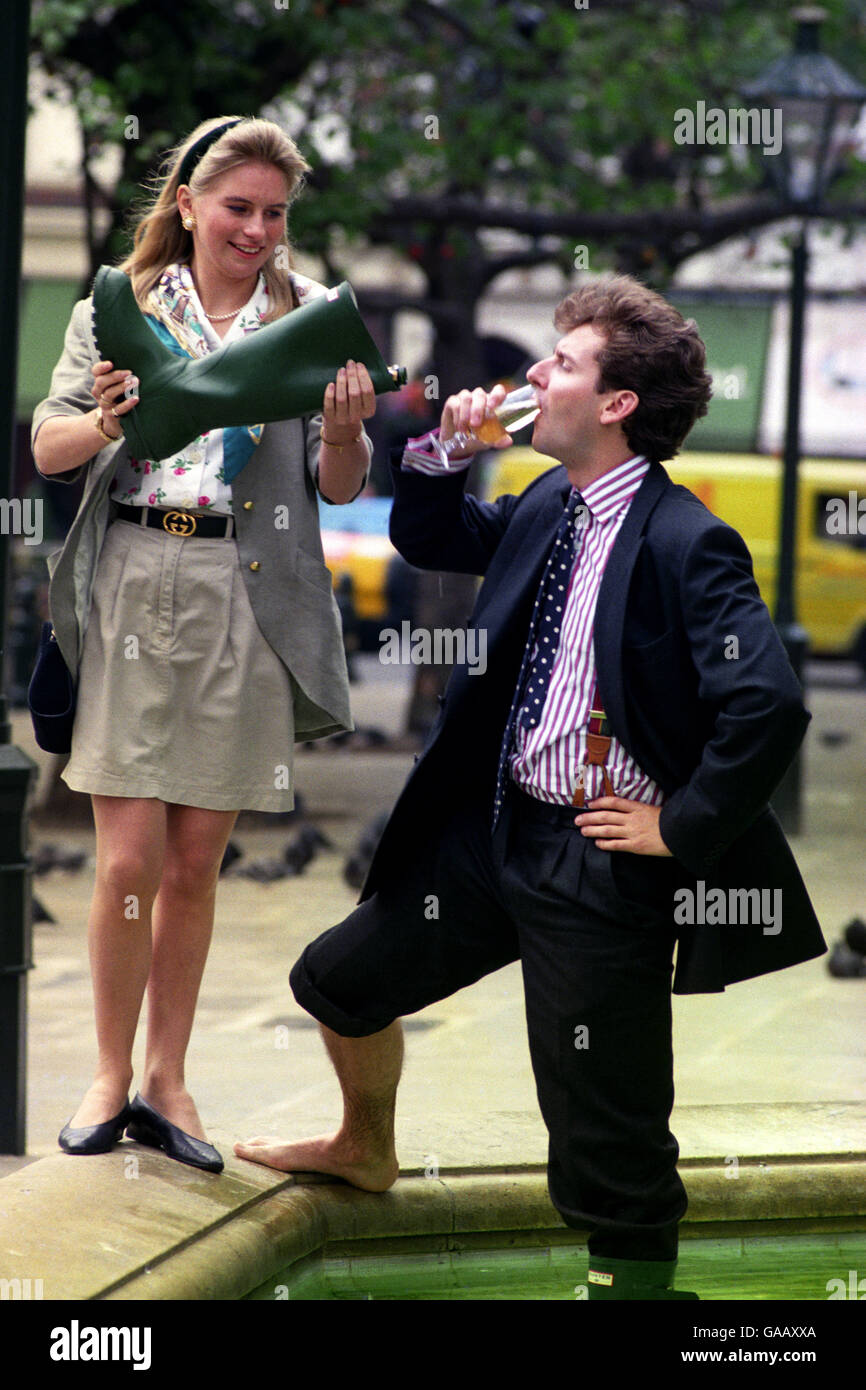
<box><xmin>162</xmin><ymin>510</ymin><xmax>197</xmax><ymax>537</ymax></box>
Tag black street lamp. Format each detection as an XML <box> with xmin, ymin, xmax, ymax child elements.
<box><xmin>742</xmin><ymin>5</ymin><xmax>866</xmax><ymax>834</ymax></box>
<box><xmin>0</xmin><ymin>0</ymin><xmax>36</xmax><ymax>1155</ymax></box>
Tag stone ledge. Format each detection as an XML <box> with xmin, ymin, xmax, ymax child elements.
<box><xmin>1</xmin><ymin>1142</ymin><xmax>864</xmax><ymax>1301</ymax></box>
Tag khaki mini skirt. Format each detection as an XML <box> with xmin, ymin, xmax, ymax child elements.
<box><xmin>63</xmin><ymin>516</ymin><xmax>298</xmax><ymax>812</ymax></box>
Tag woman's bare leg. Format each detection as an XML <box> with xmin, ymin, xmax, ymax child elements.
<box><xmin>67</xmin><ymin>795</ymin><xmax>167</xmax><ymax>1128</ymax></box>
<box><xmin>139</xmin><ymin>803</ymin><xmax>238</xmax><ymax>1140</ymax></box>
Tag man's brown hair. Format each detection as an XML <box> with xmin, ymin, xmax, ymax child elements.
<box><xmin>554</xmin><ymin>275</ymin><xmax>713</xmax><ymax>462</ymax></box>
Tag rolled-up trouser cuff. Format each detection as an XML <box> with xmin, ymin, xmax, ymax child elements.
<box><xmin>289</xmin><ymin>949</ymin><xmax>398</xmax><ymax>1039</ymax></box>
<box><xmin>585</xmin><ymin>1221</ymin><xmax>681</xmax><ymax>1263</ymax></box>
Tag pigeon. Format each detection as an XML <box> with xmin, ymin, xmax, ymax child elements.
<box><xmin>234</xmin><ymin>858</ymin><xmax>296</xmax><ymax>883</ymax></box>
<box><xmin>827</xmin><ymin>940</ymin><xmax>866</xmax><ymax>978</ymax></box>
<box><xmin>32</xmin><ymin>843</ymin><xmax>89</xmax><ymax>875</ymax></box>
<box><xmin>282</xmin><ymin>824</ymin><xmax>331</xmax><ymax>874</ymax></box>
<box><xmin>343</xmin><ymin>811</ymin><xmax>390</xmax><ymax>891</ymax></box>
<box><xmin>219</xmin><ymin>840</ymin><xmax>243</xmax><ymax>875</ymax></box>
<box><xmin>226</xmin><ymin>818</ymin><xmax>334</xmax><ymax>881</ymax></box>
<box><xmin>32</xmin><ymin>895</ymin><xmax>56</xmax><ymax>924</ymax></box>
<box><xmin>329</xmin><ymin>726</ymin><xmax>388</xmax><ymax>750</ymax></box>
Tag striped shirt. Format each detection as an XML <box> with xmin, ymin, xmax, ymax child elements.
<box><xmin>510</xmin><ymin>455</ymin><xmax>662</xmax><ymax>807</ymax></box>
<box><xmin>401</xmin><ymin>437</ymin><xmax>662</xmax><ymax>808</ymax></box>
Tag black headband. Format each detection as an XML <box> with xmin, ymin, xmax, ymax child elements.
<box><xmin>176</xmin><ymin>118</ymin><xmax>244</xmax><ymax>188</ymax></box>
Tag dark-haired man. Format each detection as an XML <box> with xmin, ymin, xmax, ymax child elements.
<box><xmin>237</xmin><ymin>276</ymin><xmax>824</xmax><ymax>1300</ymax></box>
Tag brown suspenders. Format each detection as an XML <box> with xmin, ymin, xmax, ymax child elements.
<box><xmin>571</xmin><ymin>683</ymin><xmax>613</xmax><ymax>809</ymax></box>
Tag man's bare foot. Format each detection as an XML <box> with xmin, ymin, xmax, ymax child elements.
<box><xmin>234</xmin><ymin>1133</ymin><xmax>399</xmax><ymax>1193</ymax></box>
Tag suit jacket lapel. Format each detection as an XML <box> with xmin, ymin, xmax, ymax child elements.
<box><xmin>474</xmin><ymin>468</ymin><xmax>573</xmax><ymax>652</ymax></box>
<box><xmin>592</xmin><ymin>461</ymin><xmax>669</xmax><ymax>748</ymax></box>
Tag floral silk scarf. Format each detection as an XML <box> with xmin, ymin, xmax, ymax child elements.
<box><xmin>143</xmin><ymin>263</ymin><xmax>265</xmax><ymax>483</ymax></box>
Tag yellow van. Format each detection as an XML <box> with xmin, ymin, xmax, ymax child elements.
<box><xmin>483</xmin><ymin>449</ymin><xmax>866</xmax><ymax>672</ymax></box>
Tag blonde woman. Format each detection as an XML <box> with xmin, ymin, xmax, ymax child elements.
<box><xmin>32</xmin><ymin>117</ymin><xmax>374</xmax><ymax>1172</ymax></box>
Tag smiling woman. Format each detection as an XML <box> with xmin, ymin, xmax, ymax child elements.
<box><xmin>30</xmin><ymin>115</ymin><xmax>377</xmax><ymax>1174</ymax></box>
<box><xmin>175</xmin><ymin>163</ymin><xmax>290</xmax><ymax>326</ymax></box>
<box><xmin>122</xmin><ymin>116</ymin><xmax>306</xmax><ymax>327</ymax></box>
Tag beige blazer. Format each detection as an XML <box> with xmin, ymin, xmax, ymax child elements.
<box><xmin>31</xmin><ymin>296</ymin><xmax>371</xmax><ymax>740</ymax></box>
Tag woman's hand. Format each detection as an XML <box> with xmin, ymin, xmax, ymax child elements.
<box><xmin>317</xmin><ymin>360</ymin><xmax>374</xmax><ymax>504</ymax></box>
<box><xmin>33</xmin><ymin>361</ymin><xmax>141</xmax><ymax>475</ymax></box>
<box><xmin>90</xmin><ymin>361</ymin><xmax>140</xmax><ymax>438</ymax></box>
<box><xmin>321</xmin><ymin>359</ymin><xmax>376</xmax><ymax>445</ymax></box>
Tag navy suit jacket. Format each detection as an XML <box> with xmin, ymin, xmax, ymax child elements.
<box><xmin>363</xmin><ymin>457</ymin><xmax>825</xmax><ymax>994</ymax></box>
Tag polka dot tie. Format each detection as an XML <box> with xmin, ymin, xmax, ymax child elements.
<box><xmin>493</xmin><ymin>487</ymin><xmax>584</xmax><ymax>826</ymax></box>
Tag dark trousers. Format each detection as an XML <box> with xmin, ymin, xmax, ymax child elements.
<box><xmin>291</xmin><ymin>785</ymin><xmax>687</xmax><ymax>1261</ymax></box>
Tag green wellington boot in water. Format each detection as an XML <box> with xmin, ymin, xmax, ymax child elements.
<box><xmin>587</xmin><ymin>1257</ymin><xmax>700</xmax><ymax>1301</ymax></box>
<box><xmin>91</xmin><ymin>266</ymin><xmax>407</xmax><ymax>462</ymax></box>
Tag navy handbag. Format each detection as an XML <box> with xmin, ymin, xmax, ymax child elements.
<box><xmin>27</xmin><ymin>622</ymin><xmax>76</xmax><ymax>754</ymax></box>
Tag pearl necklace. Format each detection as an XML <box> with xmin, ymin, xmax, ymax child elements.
<box><xmin>205</xmin><ymin>306</ymin><xmax>243</xmax><ymax>322</ymax></box>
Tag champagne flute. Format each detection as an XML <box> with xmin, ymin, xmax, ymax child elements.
<box><xmin>432</xmin><ymin>384</ymin><xmax>539</xmax><ymax>466</ymax></box>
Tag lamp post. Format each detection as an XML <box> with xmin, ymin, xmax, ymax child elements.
<box><xmin>0</xmin><ymin>0</ymin><xmax>36</xmax><ymax>1155</ymax></box>
<box><xmin>742</xmin><ymin>6</ymin><xmax>866</xmax><ymax>835</ymax></box>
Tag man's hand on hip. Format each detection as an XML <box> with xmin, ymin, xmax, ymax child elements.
<box><xmin>575</xmin><ymin>797</ymin><xmax>673</xmax><ymax>856</ymax></box>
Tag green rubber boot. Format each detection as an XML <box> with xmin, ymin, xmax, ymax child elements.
<box><xmin>92</xmin><ymin>267</ymin><xmax>406</xmax><ymax>462</ymax></box>
<box><xmin>587</xmin><ymin>1257</ymin><xmax>699</xmax><ymax>1301</ymax></box>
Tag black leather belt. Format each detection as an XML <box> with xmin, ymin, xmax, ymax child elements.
<box><xmin>510</xmin><ymin>785</ymin><xmax>579</xmax><ymax>827</ymax></box>
<box><xmin>114</xmin><ymin>502</ymin><xmax>235</xmax><ymax>538</ymax></box>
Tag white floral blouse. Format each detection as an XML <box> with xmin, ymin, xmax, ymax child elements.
<box><xmin>109</xmin><ymin>263</ymin><xmax>326</xmax><ymax>515</ymax></box>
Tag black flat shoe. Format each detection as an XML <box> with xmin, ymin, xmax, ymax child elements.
<box><xmin>58</xmin><ymin>1102</ymin><xmax>131</xmax><ymax>1155</ymax></box>
<box><xmin>125</xmin><ymin>1093</ymin><xmax>224</xmax><ymax>1173</ymax></box>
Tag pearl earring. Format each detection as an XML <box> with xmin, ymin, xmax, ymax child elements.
<box><xmin>182</xmin><ymin>217</ymin><xmax>196</xmax><ymax>230</ymax></box>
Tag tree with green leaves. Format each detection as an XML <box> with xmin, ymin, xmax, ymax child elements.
<box><xmin>30</xmin><ymin>0</ymin><xmax>866</xmax><ymax>735</ymax></box>
<box><xmin>31</xmin><ymin>0</ymin><xmax>866</xmax><ymax>396</ymax></box>
<box><xmin>32</xmin><ymin>1</ymin><xmax>866</xmax><ymax>386</ymax></box>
